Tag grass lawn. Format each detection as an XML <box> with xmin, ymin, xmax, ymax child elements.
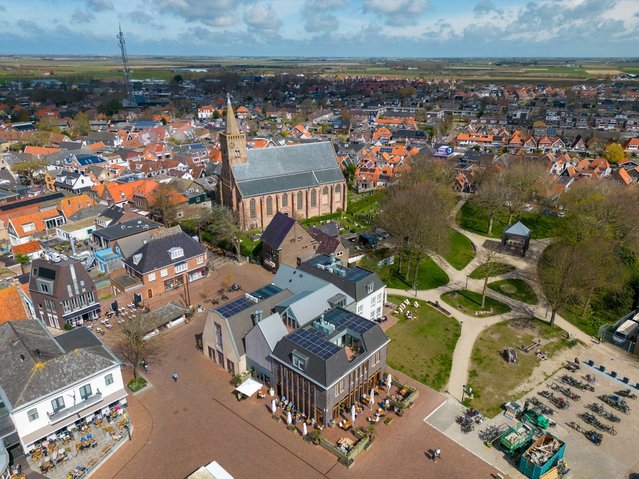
<box><xmin>386</xmin><ymin>296</ymin><xmax>461</xmax><ymax>391</ymax></box>
<box><xmin>441</xmin><ymin>289</ymin><xmax>511</xmax><ymax>316</ymax></box>
<box><xmin>468</xmin><ymin>262</ymin><xmax>515</xmax><ymax>279</ymax></box>
<box><xmin>443</xmin><ymin>229</ymin><xmax>476</xmax><ymax>270</ymax></box>
<box><xmin>488</xmin><ymin>279</ymin><xmax>538</xmax><ymax>305</ymax></box>
<box><xmin>468</xmin><ymin>319</ymin><xmax>577</xmax><ymax>417</ymax></box>
<box><xmin>384</xmin><ymin>257</ymin><xmax>450</xmax><ymax>290</ymax></box>
<box><xmin>457</xmin><ymin>201</ymin><xmax>563</xmax><ymax>239</ymax></box>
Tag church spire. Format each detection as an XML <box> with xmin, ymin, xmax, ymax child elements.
<box><xmin>225</xmin><ymin>95</ymin><xmax>240</xmax><ymax>135</ymax></box>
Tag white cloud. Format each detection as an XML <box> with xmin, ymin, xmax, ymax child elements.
<box><xmin>304</xmin><ymin>12</ymin><xmax>339</xmax><ymax>33</ymax></box>
<box><xmin>154</xmin><ymin>0</ymin><xmax>237</xmax><ymax>28</ymax></box>
<box><xmin>363</xmin><ymin>0</ymin><xmax>430</xmax><ymax>26</ymax></box>
<box><xmin>243</xmin><ymin>4</ymin><xmax>283</xmax><ymax>36</ymax></box>
<box><xmin>72</xmin><ymin>8</ymin><xmax>96</xmax><ymax>23</ymax></box>
<box><xmin>474</xmin><ymin>0</ymin><xmax>503</xmax><ymax>17</ymax></box>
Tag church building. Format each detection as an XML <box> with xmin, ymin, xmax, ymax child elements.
<box><xmin>217</xmin><ymin>98</ymin><xmax>347</xmax><ymax>230</ymax></box>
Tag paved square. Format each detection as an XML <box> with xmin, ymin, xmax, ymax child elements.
<box><xmin>91</xmin><ymin>263</ymin><xmax>499</xmax><ymax>479</ymax></box>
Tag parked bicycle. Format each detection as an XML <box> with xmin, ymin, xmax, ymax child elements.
<box><xmin>560</xmin><ymin>374</ymin><xmax>594</xmax><ymax>392</ymax></box>
<box><xmin>527</xmin><ymin>397</ymin><xmax>554</xmax><ymax>416</ymax></box>
<box><xmin>582</xmin><ymin>374</ymin><xmax>597</xmax><ymax>384</ymax></box>
<box><xmin>587</xmin><ymin>402</ymin><xmax>621</xmax><ymax>423</ymax></box>
<box><xmin>551</xmin><ymin>382</ymin><xmax>581</xmax><ymax>401</ymax></box>
<box><xmin>616</xmin><ymin>389</ymin><xmax>637</xmax><ymax>400</ymax></box>
<box><xmin>599</xmin><ymin>394</ymin><xmax>631</xmax><ymax>414</ymax></box>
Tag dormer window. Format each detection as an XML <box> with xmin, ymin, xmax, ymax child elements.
<box><xmin>168</xmin><ymin>247</ymin><xmax>184</xmax><ymax>260</ymax></box>
<box><xmin>132</xmin><ymin>253</ymin><xmax>143</xmax><ymax>265</ymax></box>
<box><xmin>366</xmin><ymin>283</ymin><xmax>374</xmax><ymax>294</ymax></box>
<box><xmin>292</xmin><ymin>351</ymin><xmax>308</xmax><ymax>371</ymax></box>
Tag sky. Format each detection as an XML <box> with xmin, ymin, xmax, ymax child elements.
<box><xmin>2</xmin><ymin>0</ymin><xmax>639</xmax><ymax>57</ymax></box>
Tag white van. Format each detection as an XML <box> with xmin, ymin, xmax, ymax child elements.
<box><xmin>613</xmin><ymin>318</ymin><xmax>639</xmax><ymax>345</ymax></box>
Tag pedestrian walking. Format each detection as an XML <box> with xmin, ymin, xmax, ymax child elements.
<box><xmin>434</xmin><ymin>448</ymin><xmax>441</xmax><ymax>462</ymax></box>
<box><xmin>172</xmin><ymin>372</ymin><xmax>178</xmax><ymax>382</ymax></box>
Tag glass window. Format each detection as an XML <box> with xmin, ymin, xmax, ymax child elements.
<box><xmin>266</xmin><ymin>196</ymin><xmax>273</xmax><ymax>215</ymax></box>
<box><xmin>79</xmin><ymin>384</ymin><xmax>92</xmax><ymax>400</ymax></box>
<box><xmin>105</xmin><ymin>373</ymin><xmax>114</xmax><ymax>386</ymax></box>
<box><xmin>249</xmin><ymin>198</ymin><xmax>256</xmax><ymax>218</ymax></box>
<box><xmin>175</xmin><ymin>262</ymin><xmax>187</xmax><ymax>273</ymax></box>
<box><xmin>148</xmin><ymin>272</ymin><xmax>156</xmax><ymax>282</ymax></box>
<box><xmin>27</xmin><ymin>408</ymin><xmax>39</xmax><ymax>422</ymax></box>
<box><xmin>310</xmin><ymin>189</ymin><xmax>317</xmax><ymax>207</ymax></box>
<box><xmin>160</xmin><ymin>268</ymin><xmax>168</xmax><ymax>277</ymax></box>
<box><xmin>197</xmin><ymin>256</ymin><xmax>204</xmax><ymax>265</ymax></box>
<box><xmin>322</xmin><ymin>186</ymin><xmax>329</xmax><ymax>205</ymax></box>
<box><xmin>215</xmin><ymin>323</ymin><xmax>223</xmax><ymax>349</ymax></box>
<box><xmin>51</xmin><ymin>397</ymin><xmax>65</xmax><ymax>413</ymax></box>
<box><xmin>296</xmin><ymin>191</ymin><xmax>303</xmax><ymax>210</ymax></box>
<box><xmin>281</xmin><ymin>194</ymin><xmax>288</xmax><ymax>207</ymax></box>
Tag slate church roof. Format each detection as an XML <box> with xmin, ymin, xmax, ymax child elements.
<box><xmin>232</xmin><ymin>142</ymin><xmax>344</xmax><ymax>197</ymax></box>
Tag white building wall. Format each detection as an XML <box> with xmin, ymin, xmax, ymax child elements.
<box><xmin>355</xmin><ymin>287</ymin><xmax>386</xmax><ymax>320</ymax></box>
<box><xmin>11</xmin><ymin>365</ymin><xmax>125</xmax><ymax>449</ymax></box>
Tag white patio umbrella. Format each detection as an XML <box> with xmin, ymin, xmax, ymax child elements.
<box><xmin>287</xmin><ymin>411</ymin><xmax>292</xmax><ymax>426</ymax></box>
<box><xmin>369</xmin><ymin>388</ymin><xmax>375</xmax><ymax>409</ymax></box>
<box><xmin>386</xmin><ymin>373</ymin><xmax>392</xmax><ymax>389</ymax></box>
<box><xmin>351</xmin><ymin>404</ymin><xmax>357</xmax><ymax>422</ymax></box>
<box><xmin>271</xmin><ymin>399</ymin><xmax>277</xmax><ymax>415</ymax></box>
<box><xmin>302</xmin><ymin>422</ymin><xmax>308</xmax><ymax>436</ymax></box>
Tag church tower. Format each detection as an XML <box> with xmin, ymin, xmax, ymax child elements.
<box><xmin>219</xmin><ymin>96</ymin><xmax>247</xmax><ymax>209</ymax></box>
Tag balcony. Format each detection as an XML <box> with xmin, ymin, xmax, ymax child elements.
<box><xmin>47</xmin><ymin>391</ymin><xmax>103</xmax><ymax>424</ymax></box>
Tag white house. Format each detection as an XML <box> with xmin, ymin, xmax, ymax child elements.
<box><xmin>0</xmin><ymin>321</ymin><xmax>127</xmax><ymax>451</ymax></box>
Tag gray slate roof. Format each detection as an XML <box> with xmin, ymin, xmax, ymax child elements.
<box><xmin>139</xmin><ymin>302</ymin><xmax>187</xmax><ymax>332</ymax></box>
<box><xmin>254</xmin><ymin>313</ymin><xmax>289</xmax><ymax>351</ymax></box>
<box><xmin>504</xmin><ymin>221</ymin><xmax>531</xmax><ymax>237</ymax></box>
<box><xmin>93</xmin><ymin>218</ymin><xmax>161</xmax><ymax>242</ymax></box>
<box><xmin>0</xmin><ymin>321</ymin><xmax>120</xmax><ymax>409</ymax></box>
<box><xmin>260</xmin><ymin>212</ymin><xmax>295</xmax><ymax>248</ymax></box>
<box><xmin>275</xmin><ymin>284</ymin><xmax>353</xmax><ymax>328</ymax></box>
<box><xmin>271</xmin><ymin>307</ymin><xmax>389</xmax><ymax>388</ymax></box>
<box><xmin>272</xmin><ymin>264</ymin><xmax>330</xmax><ymax>294</ymax></box>
<box><xmin>232</xmin><ymin>142</ymin><xmax>344</xmax><ymax>197</ymax></box>
<box><xmin>298</xmin><ymin>255</ymin><xmax>384</xmax><ymax>301</ymax></box>
<box><xmin>123</xmin><ymin>227</ymin><xmax>206</xmax><ymax>274</ymax></box>
<box><xmin>69</xmin><ymin>204</ymin><xmax>107</xmax><ymax>222</ymax></box>
<box><xmin>219</xmin><ymin>289</ymin><xmax>293</xmax><ymax>357</ymax></box>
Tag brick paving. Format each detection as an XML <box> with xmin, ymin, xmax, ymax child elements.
<box><xmin>91</xmin><ymin>263</ymin><xmax>499</xmax><ymax>479</ymax></box>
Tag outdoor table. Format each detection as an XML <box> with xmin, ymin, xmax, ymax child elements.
<box><xmin>40</xmin><ymin>461</ymin><xmax>54</xmax><ymax>473</ymax></box>
<box><xmin>340</xmin><ymin>420</ymin><xmax>352</xmax><ymax>430</ymax></box>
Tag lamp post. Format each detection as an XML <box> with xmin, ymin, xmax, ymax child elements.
<box><xmin>461</xmin><ymin>384</ymin><xmax>466</xmax><ymax>403</ymax></box>
<box><xmin>125</xmin><ymin>420</ymin><xmax>131</xmax><ymax>441</ymax></box>
<box><xmin>465</xmin><ymin>275</ymin><xmax>469</xmax><ymax>289</ymax></box>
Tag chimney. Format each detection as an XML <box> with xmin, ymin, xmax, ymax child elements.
<box><xmin>254</xmin><ymin>310</ymin><xmax>263</xmax><ymax>323</ymax></box>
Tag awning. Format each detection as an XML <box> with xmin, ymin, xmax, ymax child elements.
<box><xmin>234</xmin><ymin>378</ymin><xmax>263</xmax><ymax>398</ymax></box>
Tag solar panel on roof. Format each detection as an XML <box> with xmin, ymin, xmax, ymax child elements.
<box><xmin>289</xmin><ymin>328</ymin><xmax>340</xmax><ymax>359</ymax></box>
<box><xmin>216</xmin><ymin>297</ymin><xmax>254</xmax><ymax>318</ymax></box>
<box><xmin>251</xmin><ymin>284</ymin><xmax>282</xmax><ymax>299</ymax></box>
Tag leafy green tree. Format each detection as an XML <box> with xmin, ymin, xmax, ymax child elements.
<box><xmin>604</xmin><ymin>143</ymin><xmax>625</xmax><ymax>164</ymax></box>
<box><xmin>12</xmin><ymin>159</ymin><xmax>48</xmax><ymax>186</ymax></box>
<box><xmin>72</xmin><ymin>112</ymin><xmax>90</xmax><ymax>137</ymax></box>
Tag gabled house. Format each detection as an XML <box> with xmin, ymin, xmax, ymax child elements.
<box><xmin>120</xmin><ymin>226</ymin><xmax>207</xmax><ymax>300</ymax></box>
<box><xmin>297</xmin><ymin>254</ymin><xmax>386</xmax><ymax>321</ymax></box>
<box><xmin>261</xmin><ymin>212</ymin><xmax>318</xmax><ymax>271</ymax></box>
<box><xmin>29</xmin><ymin>258</ymin><xmax>100</xmax><ymax>329</ymax></box>
<box><xmin>8</xmin><ymin>209</ymin><xmax>65</xmax><ymax>246</ymax></box>
<box><xmin>270</xmin><ymin>307</ymin><xmax>389</xmax><ymax>426</ymax></box>
<box><xmin>53</xmin><ymin>171</ymin><xmax>95</xmax><ymax>194</ymax></box>
<box><xmin>0</xmin><ymin>320</ymin><xmax>127</xmax><ymax>451</ymax></box>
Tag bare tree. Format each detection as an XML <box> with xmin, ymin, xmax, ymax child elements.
<box><xmin>148</xmin><ymin>183</ymin><xmax>182</xmax><ymax>226</ymax></box>
<box><xmin>113</xmin><ymin>314</ymin><xmax>164</xmax><ymax>379</ymax></box>
<box><xmin>380</xmin><ymin>180</ymin><xmax>455</xmax><ymax>289</ymax></box>
<box><xmin>538</xmin><ymin>244</ymin><xmax>580</xmax><ymax>326</ymax></box>
<box><xmin>475</xmin><ymin>170</ymin><xmax>506</xmax><ymax>236</ymax></box>
<box><xmin>475</xmin><ymin>249</ymin><xmax>502</xmax><ymax>308</ymax></box>
<box><xmin>501</xmin><ymin>159</ymin><xmax>549</xmax><ymax>225</ymax></box>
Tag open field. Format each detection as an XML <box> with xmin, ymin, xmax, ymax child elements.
<box><xmin>386</xmin><ymin>296</ymin><xmax>461</xmax><ymax>391</ymax></box>
<box><xmin>1</xmin><ymin>56</ymin><xmax>639</xmax><ymax>82</ymax></box>
<box><xmin>467</xmin><ymin>318</ymin><xmax>577</xmax><ymax>417</ymax></box>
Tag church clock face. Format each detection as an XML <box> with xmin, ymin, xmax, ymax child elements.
<box><xmin>229</xmin><ymin>141</ymin><xmax>235</xmax><ymax>148</ymax></box>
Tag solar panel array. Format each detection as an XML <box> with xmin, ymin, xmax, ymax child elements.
<box><xmin>331</xmin><ymin>310</ymin><xmax>376</xmax><ymax>334</ymax></box>
<box><xmin>289</xmin><ymin>328</ymin><xmax>341</xmax><ymax>360</ymax></box>
<box><xmin>216</xmin><ymin>297</ymin><xmax>254</xmax><ymax>318</ymax></box>
<box><xmin>343</xmin><ymin>267</ymin><xmax>371</xmax><ymax>282</ymax></box>
<box><xmin>251</xmin><ymin>284</ymin><xmax>282</xmax><ymax>300</ymax></box>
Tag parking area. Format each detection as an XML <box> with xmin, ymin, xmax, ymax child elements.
<box><xmin>426</xmin><ymin>347</ymin><xmax>639</xmax><ymax>479</ymax></box>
